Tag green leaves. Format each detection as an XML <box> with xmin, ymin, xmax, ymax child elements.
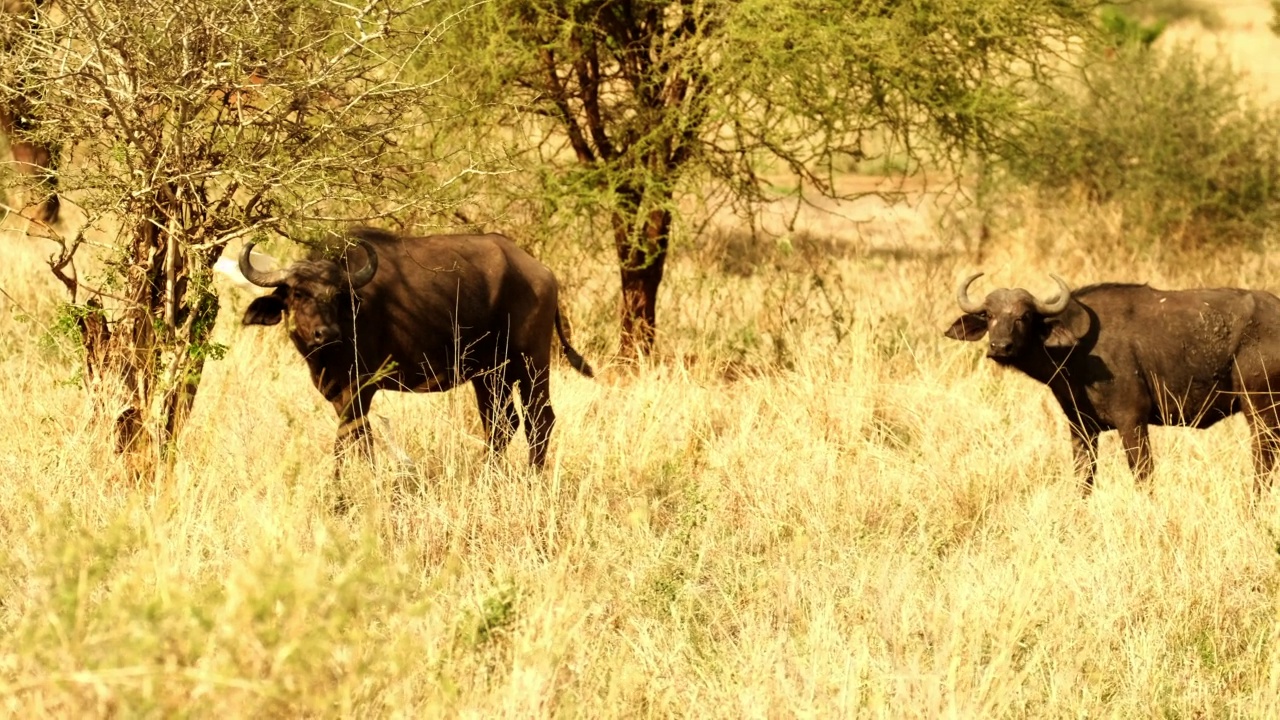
<box><xmin>1003</xmin><ymin>37</ymin><xmax>1280</xmax><ymax>249</ymax></box>
<box><xmin>432</xmin><ymin>0</ymin><xmax>1098</xmax><ymax>210</ymax></box>
<box><xmin>421</xmin><ymin>0</ymin><xmax>1097</xmax><ymax>350</ymax></box>
<box><xmin>1099</xmin><ymin>6</ymin><xmax>1167</xmax><ymax>49</ymax></box>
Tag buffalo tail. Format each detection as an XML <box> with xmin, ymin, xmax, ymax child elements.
<box><xmin>555</xmin><ymin>310</ymin><xmax>594</xmax><ymax>378</ymax></box>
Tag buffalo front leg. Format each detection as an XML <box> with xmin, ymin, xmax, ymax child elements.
<box><xmin>1117</xmin><ymin>422</ymin><xmax>1153</xmax><ymax>485</ymax></box>
<box><xmin>472</xmin><ymin>374</ymin><xmax>519</xmax><ymax>457</ymax></box>
<box><xmin>517</xmin><ymin>365</ymin><xmax>557</xmax><ymax>469</ymax></box>
<box><xmin>1252</xmin><ymin>433</ymin><xmax>1279</xmax><ymax>495</ymax></box>
<box><xmin>332</xmin><ymin>385</ymin><xmax>378</xmax><ymax>477</ymax></box>
<box><xmin>1069</xmin><ymin>423</ymin><xmax>1100</xmax><ymax>494</ymax></box>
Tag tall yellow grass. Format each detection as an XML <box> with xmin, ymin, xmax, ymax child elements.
<box><xmin>4</xmin><ymin>178</ymin><xmax>1280</xmax><ymax>717</ymax></box>
<box><xmin>4</xmin><ymin>2</ymin><xmax>1280</xmax><ymax>715</ymax></box>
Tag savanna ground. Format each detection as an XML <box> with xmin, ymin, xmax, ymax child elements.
<box><xmin>6</xmin><ymin>2</ymin><xmax>1280</xmax><ymax>718</ymax></box>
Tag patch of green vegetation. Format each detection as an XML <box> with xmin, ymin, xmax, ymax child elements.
<box><xmin>1109</xmin><ymin>0</ymin><xmax>1221</xmax><ymax>30</ymax></box>
<box><xmin>0</xmin><ymin>505</ymin><xmax>431</xmax><ymax>715</ymax></box>
<box><xmin>1100</xmin><ymin>6</ymin><xmax>1167</xmax><ymax>48</ymax></box>
<box><xmin>856</xmin><ymin>152</ymin><xmax>914</xmax><ymax>178</ymax></box>
<box><xmin>1003</xmin><ymin>39</ymin><xmax>1280</xmax><ymax>250</ymax></box>
<box><xmin>38</xmin><ymin>302</ymin><xmax>97</xmax><ymax>363</ymax></box>
<box><xmin>455</xmin><ymin>581</ymin><xmax>519</xmax><ymax>651</ymax></box>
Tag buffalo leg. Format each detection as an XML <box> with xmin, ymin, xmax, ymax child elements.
<box><xmin>472</xmin><ymin>373</ymin><xmax>519</xmax><ymax>456</ymax></box>
<box><xmin>333</xmin><ymin>385</ymin><xmax>377</xmax><ymax>475</ymax></box>
<box><xmin>517</xmin><ymin>363</ymin><xmax>556</xmax><ymax>469</ymax></box>
<box><xmin>1247</xmin><ymin>413</ymin><xmax>1280</xmax><ymax>494</ymax></box>
<box><xmin>1</xmin><ymin>107</ymin><xmax>60</xmax><ymax>225</ymax></box>
<box><xmin>1252</xmin><ymin>433</ymin><xmax>1279</xmax><ymax>495</ymax></box>
<box><xmin>10</xmin><ymin>139</ymin><xmax>59</xmax><ymax>224</ymax></box>
<box><xmin>1117</xmin><ymin>422</ymin><xmax>1153</xmax><ymax>484</ymax></box>
<box><xmin>1069</xmin><ymin>423</ymin><xmax>1100</xmax><ymax>493</ymax></box>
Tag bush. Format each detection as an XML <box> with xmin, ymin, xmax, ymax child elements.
<box><xmin>1107</xmin><ymin>0</ymin><xmax>1220</xmax><ymax>30</ymax></box>
<box><xmin>1098</xmin><ymin>6</ymin><xmax>1166</xmax><ymax>48</ymax></box>
<box><xmin>1002</xmin><ymin>41</ymin><xmax>1280</xmax><ymax>249</ymax></box>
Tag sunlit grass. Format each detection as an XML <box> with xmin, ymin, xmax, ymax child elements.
<box><xmin>5</xmin><ymin>167</ymin><xmax>1280</xmax><ymax>716</ymax></box>
<box><xmin>4</xmin><ymin>4</ymin><xmax>1280</xmax><ymax>711</ymax></box>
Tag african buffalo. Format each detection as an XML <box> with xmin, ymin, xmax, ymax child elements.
<box><xmin>2</xmin><ymin>0</ymin><xmax>58</xmax><ymax>224</ymax></box>
<box><xmin>944</xmin><ymin>273</ymin><xmax>1280</xmax><ymax>493</ymax></box>
<box><xmin>239</xmin><ymin>226</ymin><xmax>594</xmax><ymax>470</ymax></box>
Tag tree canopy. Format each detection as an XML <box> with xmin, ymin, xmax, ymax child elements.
<box><xmin>1</xmin><ymin>0</ymin><xmax>450</xmax><ymax>467</ymax></box>
<box><xmin>428</xmin><ymin>0</ymin><xmax>1096</xmax><ymax>355</ymax></box>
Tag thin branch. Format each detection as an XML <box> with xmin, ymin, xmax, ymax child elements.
<box><xmin>539</xmin><ymin>47</ymin><xmax>596</xmax><ymax>164</ymax></box>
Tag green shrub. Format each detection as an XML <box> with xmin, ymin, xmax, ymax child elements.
<box><xmin>1003</xmin><ymin>41</ymin><xmax>1280</xmax><ymax>249</ymax></box>
<box><xmin>1099</xmin><ymin>6</ymin><xmax>1166</xmax><ymax>48</ymax></box>
<box><xmin>1107</xmin><ymin>0</ymin><xmax>1220</xmax><ymax>30</ymax></box>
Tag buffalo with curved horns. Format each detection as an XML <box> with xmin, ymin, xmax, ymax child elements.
<box><xmin>944</xmin><ymin>273</ymin><xmax>1280</xmax><ymax>493</ymax></box>
<box><xmin>239</xmin><ymin>226</ymin><xmax>594</xmax><ymax>470</ymax></box>
<box><xmin>2</xmin><ymin>0</ymin><xmax>59</xmax><ymax>224</ymax></box>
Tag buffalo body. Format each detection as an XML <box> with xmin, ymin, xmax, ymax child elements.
<box><xmin>946</xmin><ymin>275</ymin><xmax>1280</xmax><ymax>492</ymax></box>
<box><xmin>240</xmin><ymin>226</ymin><xmax>593</xmax><ymax>470</ymax></box>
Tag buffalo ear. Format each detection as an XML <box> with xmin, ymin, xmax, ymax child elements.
<box><xmin>944</xmin><ymin>314</ymin><xmax>988</xmax><ymax>341</ymax></box>
<box><xmin>243</xmin><ymin>290</ymin><xmax>287</xmax><ymax>326</ymax></box>
<box><xmin>1043</xmin><ymin>321</ymin><xmax>1079</xmax><ymax>348</ymax></box>
<box><xmin>1043</xmin><ymin>304</ymin><xmax>1088</xmax><ymax>348</ymax></box>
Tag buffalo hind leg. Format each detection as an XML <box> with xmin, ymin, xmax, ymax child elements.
<box><xmin>1117</xmin><ymin>422</ymin><xmax>1153</xmax><ymax>485</ymax></box>
<box><xmin>1247</xmin><ymin>412</ymin><xmax>1280</xmax><ymax>495</ymax></box>
<box><xmin>1069</xmin><ymin>423</ymin><xmax>1100</xmax><ymax>494</ymax></box>
<box><xmin>473</xmin><ymin>373</ymin><xmax>519</xmax><ymax>457</ymax></box>
<box><xmin>517</xmin><ymin>363</ymin><xmax>556</xmax><ymax>469</ymax></box>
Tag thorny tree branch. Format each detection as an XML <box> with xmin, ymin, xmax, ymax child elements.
<box><xmin>0</xmin><ymin>0</ymin><xmax>464</xmax><ymax>459</ymax></box>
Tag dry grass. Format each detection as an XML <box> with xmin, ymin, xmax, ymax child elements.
<box><xmin>4</xmin><ymin>179</ymin><xmax>1280</xmax><ymax>718</ymax></box>
<box><xmin>4</xmin><ymin>2</ymin><xmax>1280</xmax><ymax>715</ymax></box>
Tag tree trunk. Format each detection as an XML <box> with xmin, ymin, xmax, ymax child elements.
<box><xmin>76</xmin><ymin>205</ymin><xmax>219</xmax><ymax>477</ymax></box>
<box><xmin>613</xmin><ymin>198</ymin><xmax>671</xmax><ymax>358</ymax></box>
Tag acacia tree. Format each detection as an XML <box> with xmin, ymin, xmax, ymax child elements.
<box><xmin>433</xmin><ymin>0</ymin><xmax>1094</xmax><ymax>356</ymax></box>
<box><xmin>1</xmin><ymin>0</ymin><xmax>452</xmax><ymax>468</ymax></box>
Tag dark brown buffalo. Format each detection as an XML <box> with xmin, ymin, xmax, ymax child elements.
<box><xmin>944</xmin><ymin>273</ymin><xmax>1280</xmax><ymax>493</ymax></box>
<box><xmin>239</xmin><ymin>226</ymin><xmax>594</xmax><ymax>470</ymax></box>
<box><xmin>1</xmin><ymin>0</ymin><xmax>58</xmax><ymax>224</ymax></box>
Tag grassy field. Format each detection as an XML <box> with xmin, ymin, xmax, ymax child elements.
<box><xmin>5</xmin><ymin>2</ymin><xmax>1280</xmax><ymax>717</ymax></box>
<box><xmin>5</xmin><ymin>193</ymin><xmax>1280</xmax><ymax>717</ymax></box>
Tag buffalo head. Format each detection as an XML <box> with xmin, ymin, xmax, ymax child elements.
<box><xmin>239</xmin><ymin>240</ymin><xmax>378</xmax><ymax>352</ymax></box>
<box><xmin>944</xmin><ymin>273</ymin><xmax>1078</xmax><ymax>361</ymax></box>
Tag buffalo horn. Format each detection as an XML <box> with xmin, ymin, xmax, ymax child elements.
<box><xmin>956</xmin><ymin>272</ymin><xmax>985</xmax><ymax>314</ymax></box>
<box><xmin>1034</xmin><ymin>274</ymin><xmax>1072</xmax><ymax>316</ymax></box>
<box><xmin>344</xmin><ymin>240</ymin><xmax>378</xmax><ymax>289</ymax></box>
<box><xmin>238</xmin><ymin>242</ymin><xmax>289</xmax><ymax>288</ymax></box>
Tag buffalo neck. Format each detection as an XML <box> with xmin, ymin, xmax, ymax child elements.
<box><xmin>1008</xmin><ymin>345</ymin><xmax>1075</xmax><ymax>387</ymax></box>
